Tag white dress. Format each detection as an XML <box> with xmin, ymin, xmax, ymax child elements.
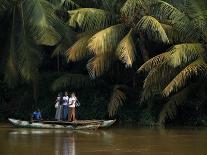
<box><xmin>55</xmin><ymin>97</ymin><xmax>62</xmax><ymax>120</ymax></box>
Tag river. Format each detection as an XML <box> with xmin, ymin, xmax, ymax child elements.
<box><xmin>0</xmin><ymin>125</ymin><xmax>207</xmax><ymax>155</ymax></box>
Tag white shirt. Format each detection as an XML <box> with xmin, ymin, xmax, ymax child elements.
<box><xmin>69</xmin><ymin>96</ymin><xmax>77</xmax><ymax>107</ymax></box>
<box><xmin>63</xmin><ymin>96</ymin><xmax>69</xmax><ymax>106</ymax></box>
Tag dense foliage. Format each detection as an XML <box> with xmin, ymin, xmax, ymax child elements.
<box><xmin>1</xmin><ymin>0</ymin><xmax>207</xmax><ymax>126</ymax></box>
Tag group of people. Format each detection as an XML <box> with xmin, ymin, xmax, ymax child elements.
<box><xmin>55</xmin><ymin>92</ymin><xmax>78</xmax><ymax>122</ymax></box>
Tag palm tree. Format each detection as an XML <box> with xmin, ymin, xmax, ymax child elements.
<box><xmin>54</xmin><ymin>0</ymin><xmax>187</xmax><ymax>116</ymax></box>
<box><xmin>0</xmin><ymin>0</ymin><xmax>74</xmax><ymax>100</ymax></box>
<box><xmin>138</xmin><ymin>0</ymin><xmax>207</xmax><ymax>124</ymax></box>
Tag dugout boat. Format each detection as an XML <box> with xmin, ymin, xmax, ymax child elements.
<box><xmin>8</xmin><ymin>118</ymin><xmax>116</xmax><ymax>130</ymax></box>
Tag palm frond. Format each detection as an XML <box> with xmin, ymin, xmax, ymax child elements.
<box><xmin>141</xmin><ymin>64</ymin><xmax>179</xmax><ymax>101</ymax></box>
<box><xmin>63</xmin><ymin>0</ymin><xmax>80</xmax><ymax>10</ymax></box>
<box><xmin>66</xmin><ymin>35</ymin><xmax>91</xmax><ymax>62</ymax></box>
<box><xmin>4</xmin><ymin>6</ymin><xmax>18</xmax><ymax>87</ymax></box>
<box><xmin>162</xmin><ymin>58</ymin><xmax>207</xmax><ymax>97</ymax></box>
<box><xmin>23</xmin><ymin>0</ymin><xmax>61</xmax><ymax>46</ymax></box>
<box><xmin>159</xmin><ymin>85</ymin><xmax>190</xmax><ymax>124</ymax></box>
<box><xmin>87</xmin><ymin>54</ymin><xmax>114</xmax><ymax>79</ymax></box>
<box><xmin>52</xmin><ymin>26</ymin><xmax>76</xmax><ymax>57</ymax></box>
<box><xmin>0</xmin><ymin>0</ymin><xmax>11</xmax><ymax>15</ymax></box>
<box><xmin>138</xmin><ymin>52</ymin><xmax>169</xmax><ymax>73</ymax></box>
<box><xmin>136</xmin><ymin>16</ymin><xmax>169</xmax><ymax>43</ymax></box>
<box><xmin>167</xmin><ymin>43</ymin><xmax>205</xmax><ymax>67</ymax></box>
<box><xmin>48</xmin><ymin>0</ymin><xmax>80</xmax><ymax>10</ymax></box>
<box><xmin>17</xmin><ymin>37</ymin><xmax>41</xmax><ymax>82</ymax></box>
<box><xmin>68</xmin><ymin>8</ymin><xmax>113</xmax><ymax>31</ymax></box>
<box><xmin>88</xmin><ymin>24</ymin><xmax>126</xmax><ymax>55</ymax></box>
<box><xmin>16</xmin><ymin>3</ymin><xmax>41</xmax><ymax>82</ymax></box>
<box><xmin>108</xmin><ymin>85</ymin><xmax>126</xmax><ymax>117</ymax></box>
<box><xmin>116</xmin><ymin>29</ymin><xmax>136</xmax><ymax>67</ymax></box>
<box><xmin>52</xmin><ymin>73</ymin><xmax>94</xmax><ymax>91</ymax></box>
<box><xmin>151</xmin><ymin>0</ymin><xmax>185</xmax><ymax>21</ymax></box>
<box><xmin>4</xmin><ymin>54</ymin><xmax>19</xmax><ymax>88</ymax></box>
<box><xmin>120</xmin><ymin>0</ymin><xmax>155</xmax><ymax>17</ymax></box>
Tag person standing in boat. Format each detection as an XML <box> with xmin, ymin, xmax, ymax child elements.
<box><xmin>68</xmin><ymin>92</ymin><xmax>77</xmax><ymax>122</ymax></box>
<box><xmin>62</xmin><ymin>92</ymin><xmax>69</xmax><ymax>121</ymax></box>
<box><xmin>55</xmin><ymin>92</ymin><xmax>63</xmax><ymax>121</ymax></box>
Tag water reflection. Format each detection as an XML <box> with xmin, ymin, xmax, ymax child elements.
<box><xmin>55</xmin><ymin>133</ymin><xmax>75</xmax><ymax>155</ymax></box>
<box><xmin>1</xmin><ymin>127</ymin><xmax>207</xmax><ymax>155</ymax></box>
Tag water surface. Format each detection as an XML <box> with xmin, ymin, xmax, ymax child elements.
<box><xmin>0</xmin><ymin>125</ymin><xmax>207</xmax><ymax>155</ymax></box>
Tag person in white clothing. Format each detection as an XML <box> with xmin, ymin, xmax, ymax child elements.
<box><xmin>68</xmin><ymin>92</ymin><xmax>77</xmax><ymax>122</ymax></box>
<box><xmin>62</xmin><ymin>92</ymin><xmax>69</xmax><ymax>121</ymax></box>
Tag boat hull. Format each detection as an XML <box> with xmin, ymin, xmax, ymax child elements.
<box><xmin>8</xmin><ymin>118</ymin><xmax>116</xmax><ymax>130</ymax></box>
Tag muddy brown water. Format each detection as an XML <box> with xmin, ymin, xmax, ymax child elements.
<box><xmin>1</xmin><ymin>125</ymin><xmax>207</xmax><ymax>155</ymax></box>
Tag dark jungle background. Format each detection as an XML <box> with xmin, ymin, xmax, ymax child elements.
<box><xmin>1</xmin><ymin>0</ymin><xmax>207</xmax><ymax>126</ymax></box>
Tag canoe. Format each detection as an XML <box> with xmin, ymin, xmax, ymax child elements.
<box><xmin>8</xmin><ymin>118</ymin><xmax>116</xmax><ymax>130</ymax></box>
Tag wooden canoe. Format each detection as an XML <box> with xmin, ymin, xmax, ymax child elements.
<box><xmin>8</xmin><ymin>118</ymin><xmax>116</xmax><ymax>130</ymax></box>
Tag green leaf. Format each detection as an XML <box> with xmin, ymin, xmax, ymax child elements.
<box><xmin>68</xmin><ymin>8</ymin><xmax>113</xmax><ymax>31</ymax></box>
<box><xmin>66</xmin><ymin>35</ymin><xmax>91</xmax><ymax>62</ymax></box>
<box><xmin>136</xmin><ymin>16</ymin><xmax>169</xmax><ymax>43</ymax></box>
<box><xmin>87</xmin><ymin>53</ymin><xmax>115</xmax><ymax>79</ymax></box>
<box><xmin>116</xmin><ymin>29</ymin><xmax>136</xmax><ymax>67</ymax></box>
<box><xmin>162</xmin><ymin>58</ymin><xmax>207</xmax><ymax>97</ymax></box>
<box><xmin>108</xmin><ymin>85</ymin><xmax>126</xmax><ymax>117</ymax></box>
<box><xmin>52</xmin><ymin>73</ymin><xmax>94</xmax><ymax>91</ymax></box>
<box><xmin>88</xmin><ymin>24</ymin><xmax>126</xmax><ymax>55</ymax></box>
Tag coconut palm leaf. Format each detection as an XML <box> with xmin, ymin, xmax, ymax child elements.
<box><xmin>88</xmin><ymin>24</ymin><xmax>126</xmax><ymax>55</ymax></box>
<box><xmin>120</xmin><ymin>0</ymin><xmax>155</xmax><ymax>17</ymax></box>
<box><xmin>136</xmin><ymin>15</ymin><xmax>169</xmax><ymax>43</ymax></box>
<box><xmin>4</xmin><ymin>7</ymin><xmax>18</xmax><ymax>87</ymax></box>
<box><xmin>162</xmin><ymin>58</ymin><xmax>207</xmax><ymax>97</ymax></box>
<box><xmin>17</xmin><ymin>3</ymin><xmax>41</xmax><ymax>83</ymax></box>
<box><xmin>138</xmin><ymin>52</ymin><xmax>170</xmax><ymax>73</ymax></box>
<box><xmin>66</xmin><ymin>35</ymin><xmax>91</xmax><ymax>62</ymax></box>
<box><xmin>87</xmin><ymin>54</ymin><xmax>114</xmax><ymax>79</ymax></box>
<box><xmin>150</xmin><ymin>0</ymin><xmax>185</xmax><ymax>21</ymax></box>
<box><xmin>48</xmin><ymin>0</ymin><xmax>80</xmax><ymax>10</ymax></box>
<box><xmin>23</xmin><ymin>0</ymin><xmax>61</xmax><ymax>46</ymax></box>
<box><xmin>141</xmin><ymin>64</ymin><xmax>179</xmax><ymax>101</ymax></box>
<box><xmin>159</xmin><ymin>85</ymin><xmax>190</xmax><ymax>124</ymax></box>
<box><xmin>0</xmin><ymin>0</ymin><xmax>11</xmax><ymax>15</ymax></box>
<box><xmin>116</xmin><ymin>29</ymin><xmax>136</xmax><ymax>67</ymax></box>
<box><xmin>167</xmin><ymin>43</ymin><xmax>205</xmax><ymax>67</ymax></box>
<box><xmin>108</xmin><ymin>85</ymin><xmax>126</xmax><ymax>117</ymax></box>
<box><xmin>68</xmin><ymin>8</ymin><xmax>113</xmax><ymax>31</ymax></box>
<box><xmin>52</xmin><ymin>73</ymin><xmax>94</xmax><ymax>91</ymax></box>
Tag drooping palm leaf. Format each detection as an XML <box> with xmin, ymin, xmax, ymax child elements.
<box><xmin>68</xmin><ymin>8</ymin><xmax>113</xmax><ymax>31</ymax></box>
<box><xmin>4</xmin><ymin>7</ymin><xmax>18</xmax><ymax>87</ymax></box>
<box><xmin>116</xmin><ymin>29</ymin><xmax>136</xmax><ymax>67</ymax></box>
<box><xmin>108</xmin><ymin>85</ymin><xmax>126</xmax><ymax>117</ymax></box>
<box><xmin>162</xmin><ymin>58</ymin><xmax>207</xmax><ymax>97</ymax></box>
<box><xmin>24</xmin><ymin>0</ymin><xmax>61</xmax><ymax>46</ymax></box>
<box><xmin>167</xmin><ymin>43</ymin><xmax>205</xmax><ymax>67</ymax></box>
<box><xmin>66</xmin><ymin>35</ymin><xmax>91</xmax><ymax>62</ymax></box>
<box><xmin>150</xmin><ymin>0</ymin><xmax>185</xmax><ymax>21</ymax></box>
<box><xmin>159</xmin><ymin>85</ymin><xmax>190</xmax><ymax>124</ymax></box>
<box><xmin>120</xmin><ymin>0</ymin><xmax>154</xmax><ymax>17</ymax></box>
<box><xmin>52</xmin><ymin>73</ymin><xmax>94</xmax><ymax>91</ymax></box>
<box><xmin>88</xmin><ymin>24</ymin><xmax>126</xmax><ymax>55</ymax></box>
<box><xmin>87</xmin><ymin>54</ymin><xmax>114</xmax><ymax>79</ymax></box>
<box><xmin>141</xmin><ymin>64</ymin><xmax>179</xmax><ymax>101</ymax></box>
<box><xmin>136</xmin><ymin>15</ymin><xmax>169</xmax><ymax>43</ymax></box>
<box><xmin>0</xmin><ymin>0</ymin><xmax>11</xmax><ymax>15</ymax></box>
<box><xmin>138</xmin><ymin>52</ymin><xmax>169</xmax><ymax>73</ymax></box>
<box><xmin>48</xmin><ymin>0</ymin><xmax>80</xmax><ymax>10</ymax></box>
